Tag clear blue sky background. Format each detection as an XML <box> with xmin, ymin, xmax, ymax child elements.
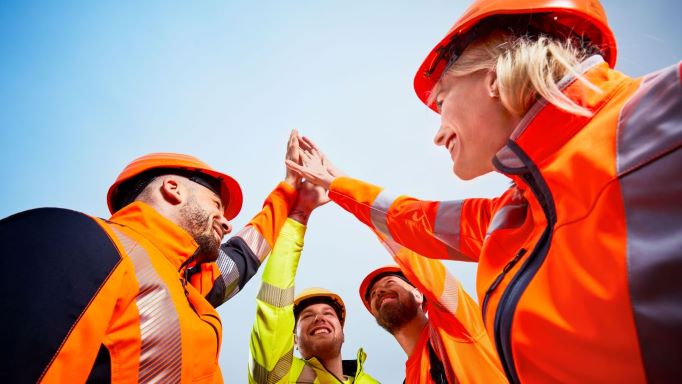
<box><xmin>1</xmin><ymin>0</ymin><xmax>680</xmax><ymax>382</ymax></box>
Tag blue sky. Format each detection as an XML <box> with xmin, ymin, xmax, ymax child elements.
<box><xmin>1</xmin><ymin>0</ymin><xmax>680</xmax><ymax>382</ymax></box>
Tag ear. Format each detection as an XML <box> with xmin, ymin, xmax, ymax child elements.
<box><xmin>159</xmin><ymin>176</ymin><xmax>185</xmax><ymax>206</ymax></box>
<box><xmin>293</xmin><ymin>332</ymin><xmax>299</xmax><ymax>350</ymax></box>
<box><xmin>411</xmin><ymin>287</ymin><xmax>425</xmax><ymax>307</ymax></box>
<box><xmin>485</xmin><ymin>70</ymin><xmax>499</xmax><ymax>99</ymax></box>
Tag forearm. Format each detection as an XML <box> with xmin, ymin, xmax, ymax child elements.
<box><xmin>249</xmin><ymin>219</ymin><xmax>306</xmax><ymax>382</ymax></box>
<box><xmin>329</xmin><ymin>176</ymin><xmax>477</xmax><ymax>261</ymax></box>
<box><xmin>235</xmin><ymin>181</ymin><xmax>298</xmax><ymax>263</ymax></box>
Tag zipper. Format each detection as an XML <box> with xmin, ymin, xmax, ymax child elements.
<box><xmin>491</xmin><ymin>143</ymin><xmax>557</xmax><ymax>384</ymax></box>
<box><xmin>481</xmin><ymin>248</ymin><xmax>527</xmax><ymax>326</ymax></box>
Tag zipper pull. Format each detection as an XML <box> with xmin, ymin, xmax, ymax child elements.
<box><xmin>481</xmin><ymin>248</ymin><xmax>527</xmax><ymax>325</ymax></box>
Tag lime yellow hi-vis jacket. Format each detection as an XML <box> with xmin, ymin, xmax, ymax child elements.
<box><xmin>248</xmin><ymin>218</ymin><xmax>379</xmax><ymax>383</ymax></box>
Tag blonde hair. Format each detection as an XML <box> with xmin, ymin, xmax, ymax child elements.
<box><xmin>431</xmin><ymin>30</ymin><xmax>600</xmax><ymax>117</ymax></box>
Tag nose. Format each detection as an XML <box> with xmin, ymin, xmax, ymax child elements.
<box><xmin>218</xmin><ymin>216</ymin><xmax>232</xmax><ymax>236</ymax></box>
<box><xmin>433</xmin><ymin>124</ymin><xmax>448</xmax><ymax>147</ymax></box>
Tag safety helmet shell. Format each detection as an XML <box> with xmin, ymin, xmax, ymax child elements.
<box><xmin>414</xmin><ymin>0</ymin><xmax>617</xmax><ymax>112</ymax></box>
<box><xmin>107</xmin><ymin>153</ymin><xmax>243</xmax><ymax>220</ymax></box>
<box><xmin>359</xmin><ymin>265</ymin><xmax>411</xmax><ymax>312</ymax></box>
<box><xmin>294</xmin><ymin>287</ymin><xmax>347</xmax><ymax>326</ymax></box>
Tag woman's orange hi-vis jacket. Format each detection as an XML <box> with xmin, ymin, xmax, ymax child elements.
<box><xmin>0</xmin><ymin>182</ymin><xmax>296</xmax><ymax>383</ymax></box>
<box><xmin>329</xmin><ymin>57</ymin><xmax>682</xmax><ymax>383</ymax></box>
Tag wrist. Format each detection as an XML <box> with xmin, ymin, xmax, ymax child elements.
<box><xmin>289</xmin><ymin>206</ymin><xmax>313</xmax><ymax>224</ymax></box>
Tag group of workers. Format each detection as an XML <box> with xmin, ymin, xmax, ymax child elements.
<box><xmin>1</xmin><ymin>0</ymin><xmax>680</xmax><ymax>382</ymax></box>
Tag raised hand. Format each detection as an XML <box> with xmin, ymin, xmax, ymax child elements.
<box><xmin>284</xmin><ymin>129</ymin><xmax>301</xmax><ymax>187</ymax></box>
<box><xmin>285</xmin><ymin>134</ymin><xmax>345</xmax><ymax>189</ymax></box>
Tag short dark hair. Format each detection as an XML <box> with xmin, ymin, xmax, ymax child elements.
<box><xmin>112</xmin><ymin>168</ymin><xmax>222</xmax><ymax>212</ymax></box>
<box><xmin>294</xmin><ymin>297</ymin><xmax>344</xmax><ymax>326</ymax></box>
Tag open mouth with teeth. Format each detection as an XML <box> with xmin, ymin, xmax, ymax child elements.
<box><xmin>377</xmin><ymin>293</ymin><xmax>398</xmax><ymax>309</ymax></box>
<box><xmin>310</xmin><ymin>326</ymin><xmax>333</xmax><ymax>336</ymax></box>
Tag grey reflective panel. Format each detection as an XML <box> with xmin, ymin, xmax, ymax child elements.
<box><xmin>216</xmin><ymin>248</ymin><xmax>241</xmax><ymax>301</ymax></box>
<box><xmin>485</xmin><ymin>202</ymin><xmax>528</xmax><ymax>240</ymax></box>
<box><xmin>237</xmin><ymin>225</ymin><xmax>271</xmax><ymax>261</ymax></box>
<box><xmin>370</xmin><ymin>189</ymin><xmax>398</xmax><ymax>240</ymax></box>
<box><xmin>109</xmin><ymin>226</ymin><xmax>182</xmax><ymax>384</ymax></box>
<box><xmin>433</xmin><ymin>200</ymin><xmax>463</xmax><ymax>258</ymax></box>
<box><xmin>618</xmin><ymin>63</ymin><xmax>682</xmax><ymax>382</ymax></box>
<box><xmin>257</xmin><ymin>282</ymin><xmax>295</xmax><ymax>308</ymax></box>
<box><xmin>250</xmin><ymin>347</ymin><xmax>294</xmax><ymax>384</ymax></box>
<box><xmin>439</xmin><ymin>273</ymin><xmax>460</xmax><ymax>315</ymax></box>
<box><xmin>617</xmin><ymin>64</ymin><xmax>682</xmax><ymax>175</ymax></box>
<box><xmin>494</xmin><ymin>146</ymin><xmax>526</xmax><ymax>171</ymax></box>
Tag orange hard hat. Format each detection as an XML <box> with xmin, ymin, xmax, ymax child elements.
<box><xmin>414</xmin><ymin>0</ymin><xmax>617</xmax><ymax>112</ymax></box>
<box><xmin>107</xmin><ymin>153</ymin><xmax>243</xmax><ymax>220</ymax></box>
<box><xmin>294</xmin><ymin>287</ymin><xmax>346</xmax><ymax>326</ymax></box>
<box><xmin>359</xmin><ymin>265</ymin><xmax>412</xmax><ymax>312</ymax></box>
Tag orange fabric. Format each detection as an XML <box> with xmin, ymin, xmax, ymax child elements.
<box><xmin>331</xmin><ymin>62</ymin><xmax>672</xmax><ymax>382</ymax></box>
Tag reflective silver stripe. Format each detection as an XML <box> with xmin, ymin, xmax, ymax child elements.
<box><xmin>108</xmin><ymin>226</ymin><xmax>182</xmax><ymax>384</ymax></box>
<box><xmin>236</xmin><ymin>225</ymin><xmax>271</xmax><ymax>261</ymax></box>
<box><xmin>617</xmin><ymin>63</ymin><xmax>682</xmax><ymax>381</ymax></box>
<box><xmin>296</xmin><ymin>364</ymin><xmax>317</xmax><ymax>383</ymax></box>
<box><xmin>433</xmin><ymin>200</ymin><xmax>463</xmax><ymax>259</ymax></box>
<box><xmin>617</xmin><ymin>64</ymin><xmax>682</xmax><ymax>175</ymax></box>
<box><xmin>370</xmin><ymin>190</ymin><xmax>398</xmax><ymax>240</ymax></box>
<box><xmin>494</xmin><ymin>145</ymin><xmax>526</xmax><ymax>170</ymax></box>
<box><xmin>485</xmin><ymin>202</ymin><xmax>527</xmax><ymax>239</ymax></box>
<box><xmin>438</xmin><ymin>273</ymin><xmax>459</xmax><ymax>315</ymax></box>
<box><xmin>250</xmin><ymin>348</ymin><xmax>294</xmax><ymax>384</ymax></box>
<box><xmin>215</xmin><ymin>248</ymin><xmax>241</xmax><ymax>301</ymax></box>
<box><xmin>257</xmin><ymin>282</ymin><xmax>295</xmax><ymax>308</ymax></box>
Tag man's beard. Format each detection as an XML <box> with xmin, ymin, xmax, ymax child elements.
<box><xmin>375</xmin><ymin>293</ymin><xmax>420</xmax><ymax>334</ymax></box>
<box><xmin>179</xmin><ymin>195</ymin><xmax>220</xmax><ymax>262</ymax></box>
<box><xmin>299</xmin><ymin>334</ymin><xmax>343</xmax><ymax>361</ymax></box>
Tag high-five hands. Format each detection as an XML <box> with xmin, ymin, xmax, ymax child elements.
<box><xmin>285</xmin><ymin>131</ymin><xmax>346</xmax><ymax>190</ymax></box>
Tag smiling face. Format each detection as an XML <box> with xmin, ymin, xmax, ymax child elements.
<box><xmin>432</xmin><ymin>69</ymin><xmax>518</xmax><ymax>180</ymax></box>
<box><xmin>178</xmin><ymin>181</ymin><xmax>232</xmax><ymax>262</ymax></box>
<box><xmin>368</xmin><ymin>275</ymin><xmax>423</xmax><ymax>334</ymax></box>
<box><xmin>295</xmin><ymin>303</ymin><xmax>345</xmax><ymax>360</ymax></box>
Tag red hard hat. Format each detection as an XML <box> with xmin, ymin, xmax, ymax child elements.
<box><xmin>414</xmin><ymin>0</ymin><xmax>617</xmax><ymax>112</ymax></box>
<box><xmin>107</xmin><ymin>153</ymin><xmax>243</xmax><ymax>220</ymax></box>
<box><xmin>359</xmin><ymin>265</ymin><xmax>410</xmax><ymax>312</ymax></box>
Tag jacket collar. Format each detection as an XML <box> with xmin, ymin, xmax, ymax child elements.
<box><xmin>494</xmin><ymin>55</ymin><xmax>629</xmax><ymax>174</ymax></box>
<box><xmin>108</xmin><ymin>202</ymin><xmax>199</xmax><ymax>270</ymax></box>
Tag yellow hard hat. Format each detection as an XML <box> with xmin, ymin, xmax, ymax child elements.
<box><xmin>294</xmin><ymin>287</ymin><xmax>346</xmax><ymax>326</ymax></box>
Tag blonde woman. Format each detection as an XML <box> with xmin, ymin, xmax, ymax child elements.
<box><xmin>287</xmin><ymin>0</ymin><xmax>682</xmax><ymax>383</ymax></box>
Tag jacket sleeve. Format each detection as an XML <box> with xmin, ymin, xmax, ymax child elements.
<box><xmin>248</xmin><ymin>218</ymin><xmax>306</xmax><ymax>384</ymax></box>
<box><xmin>190</xmin><ymin>182</ymin><xmax>298</xmax><ymax>306</ymax></box>
<box><xmin>329</xmin><ymin>176</ymin><xmax>496</xmax><ymax>262</ymax></box>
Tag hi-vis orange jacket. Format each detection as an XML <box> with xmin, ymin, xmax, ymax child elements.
<box><xmin>329</xmin><ymin>57</ymin><xmax>682</xmax><ymax>383</ymax></box>
<box><xmin>0</xmin><ymin>182</ymin><xmax>296</xmax><ymax>383</ymax></box>
<box><xmin>379</xmin><ymin>239</ymin><xmax>508</xmax><ymax>384</ymax></box>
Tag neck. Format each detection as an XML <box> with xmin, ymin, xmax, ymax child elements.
<box><xmin>316</xmin><ymin>353</ymin><xmax>345</xmax><ymax>381</ymax></box>
<box><xmin>392</xmin><ymin>313</ymin><xmax>428</xmax><ymax>356</ymax></box>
